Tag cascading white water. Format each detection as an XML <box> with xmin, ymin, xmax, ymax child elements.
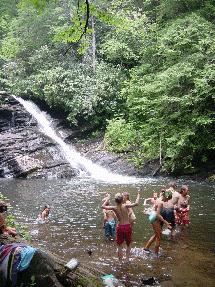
<box><xmin>14</xmin><ymin>96</ymin><xmax>139</xmax><ymax>183</ymax></box>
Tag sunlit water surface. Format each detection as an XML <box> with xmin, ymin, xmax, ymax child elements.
<box><xmin>0</xmin><ymin>177</ymin><xmax>214</xmax><ymax>287</ymax></box>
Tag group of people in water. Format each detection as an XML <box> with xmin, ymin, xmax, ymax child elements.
<box><xmin>102</xmin><ymin>182</ymin><xmax>190</xmax><ymax>262</ymax></box>
<box><xmin>0</xmin><ymin>181</ymin><xmax>190</xmax><ymax>264</ymax></box>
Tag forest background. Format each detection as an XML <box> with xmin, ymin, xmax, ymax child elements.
<box><xmin>0</xmin><ymin>0</ymin><xmax>215</xmax><ymax>175</ymax></box>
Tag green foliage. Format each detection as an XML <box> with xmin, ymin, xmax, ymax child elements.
<box><xmin>5</xmin><ymin>59</ymin><xmax>126</xmax><ymax>127</ymax></box>
<box><xmin>121</xmin><ymin>13</ymin><xmax>215</xmax><ymax>171</ymax></box>
<box><xmin>100</xmin><ymin>11</ymin><xmax>147</xmax><ymax>67</ymax></box>
<box><xmin>1</xmin><ymin>35</ymin><xmax>20</xmax><ymax>60</ymax></box>
<box><xmin>53</xmin><ymin>1</ymin><xmax>91</xmax><ymax>51</ymax></box>
<box><xmin>18</xmin><ymin>0</ymin><xmax>55</xmax><ymax>12</ymax></box>
<box><xmin>0</xmin><ymin>193</ymin><xmax>30</xmax><ymax>240</ymax></box>
<box><xmin>1</xmin><ymin>0</ymin><xmax>215</xmax><ymax>174</ymax></box>
<box><xmin>105</xmin><ymin>118</ymin><xmax>137</xmax><ymax>152</ymax></box>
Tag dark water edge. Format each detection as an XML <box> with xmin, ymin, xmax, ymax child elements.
<box><xmin>0</xmin><ymin>177</ymin><xmax>214</xmax><ymax>287</ymax></box>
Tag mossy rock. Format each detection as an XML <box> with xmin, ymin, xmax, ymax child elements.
<box><xmin>207</xmin><ymin>174</ymin><xmax>215</xmax><ymax>182</ymax></box>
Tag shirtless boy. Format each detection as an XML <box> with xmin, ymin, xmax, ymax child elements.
<box><xmin>102</xmin><ymin>192</ymin><xmax>140</xmax><ymax>263</ymax></box>
<box><xmin>166</xmin><ymin>182</ymin><xmax>180</xmax><ymax>206</ymax></box>
<box><xmin>144</xmin><ymin>192</ymin><xmax>158</xmax><ymax>208</ymax></box>
<box><xmin>123</xmin><ymin>192</ymin><xmax>136</xmax><ymax>225</ymax></box>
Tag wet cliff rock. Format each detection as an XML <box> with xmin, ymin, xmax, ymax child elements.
<box><xmin>0</xmin><ymin>91</ymin><xmax>157</xmax><ymax>179</ymax></box>
<box><xmin>0</xmin><ymin>92</ymin><xmax>77</xmax><ymax>179</ymax></box>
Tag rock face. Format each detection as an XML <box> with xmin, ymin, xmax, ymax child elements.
<box><xmin>0</xmin><ymin>234</ymin><xmax>102</xmax><ymax>287</ymax></box>
<box><xmin>0</xmin><ymin>92</ymin><xmax>77</xmax><ymax>179</ymax></box>
<box><xmin>0</xmin><ymin>91</ymin><xmax>156</xmax><ymax>179</ymax></box>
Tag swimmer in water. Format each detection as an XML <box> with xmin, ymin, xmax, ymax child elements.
<box><xmin>37</xmin><ymin>205</ymin><xmax>50</xmax><ymax>222</ymax></box>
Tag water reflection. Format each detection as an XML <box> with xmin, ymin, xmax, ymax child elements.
<box><xmin>0</xmin><ymin>178</ymin><xmax>214</xmax><ymax>286</ymax></box>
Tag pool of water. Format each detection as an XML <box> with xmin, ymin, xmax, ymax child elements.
<box><xmin>0</xmin><ymin>177</ymin><xmax>214</xmax><ymax>286</ymax></box>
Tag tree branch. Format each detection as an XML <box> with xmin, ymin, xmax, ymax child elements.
<box><xmin>63</xmin><ymin>0</ymin><xmax>90</xmax><ymax>56</ymax></box>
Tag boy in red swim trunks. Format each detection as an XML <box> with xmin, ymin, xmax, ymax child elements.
<box><xmin>102</xmin><ymin>192</ymin><xmax>140</xmax><ymax>263</ymax></box>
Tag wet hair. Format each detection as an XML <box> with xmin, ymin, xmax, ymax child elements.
<box><xmin>168</xmin><ymin>181</ymin><xmax>177</xmax><ymax>188</ymax></box>
<box><xmin>180</xmin><ymin>185</ymin><xmax>189</xmax><ymax>194</ymax></box>
<box><xmin>42</xmin><ymin>205</ymin><xmax>50</xmax><ymax>216</ymax></box>
<box><xmin>115</xmin><ymin>193</ymin><xmax>123</xmax><ymax>204</ymax></box>
<box><xmin>123</xmin><ymin>192</ymin><xmax>130</xmax><ymax>200</ymax></box>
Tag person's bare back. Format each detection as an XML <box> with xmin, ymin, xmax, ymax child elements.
<box><xmin>102</xmin><ymin>193</ymin><xmax>139</xmax><ymax>225</ymax></box>
<box><xmin>102</xmin><ymin>192</ymin><xmax>140</xmax><ymax>262</ymax></box>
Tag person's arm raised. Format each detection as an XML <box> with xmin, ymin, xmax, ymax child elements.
<box><xmin>101</xmin><ymin>194</ymin><xmax>116</xmax><ymax>210</ymax></box>
<box><xmin>126</xmin><ymin>192</ymin><xmax>140</xmax><ymax>208</ymax></box>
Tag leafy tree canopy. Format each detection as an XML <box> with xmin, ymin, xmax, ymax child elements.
<box><xmin>0</xmin><ymin>0</ymin><xmax>214</xmax><ymax>174</ymax></box>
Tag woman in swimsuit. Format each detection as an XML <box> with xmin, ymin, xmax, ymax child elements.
<box><xmin>144</xmin><ymin>191</ymin><xmax>172</xmax><ymax>256</ymax></box>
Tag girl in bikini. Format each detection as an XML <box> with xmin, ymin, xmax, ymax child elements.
<box><xmin>144</xmin><ymin>191</ymin><xmax>172</xmax><ymax>256</ymax></box>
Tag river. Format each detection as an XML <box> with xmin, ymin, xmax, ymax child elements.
<box><xmin>0</xmin><ymin>177</ymin><xmax>214</xmax><ymax>287</ymax></box>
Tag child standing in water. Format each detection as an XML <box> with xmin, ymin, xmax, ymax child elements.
<box><xmin>102</xmin><ymin>192</ymin><xmax>140</xmax><ymax>263</ymax></box>
<box><xmin>175</xmin><ymin>185</ymin><xmax>190</xmax><ymax>226</ymax></box>
<box><xmin>123</xmin><ymin>192</ymin><xmax>136</xmax><ymax>225</ymax></box>
<box><xmin>166</xmin><ymin>181</ymin><xmax>180</xmax><ymax>206</ymax></box>
<box><xmin>102</xmin><ymin>196</ymin><xmax>117</xmax><ymax>241</ymax></box>
<box><xmin>144</xmin><ymin>192</ymin><xmax>158</xmax><ymax>209</ymax></box>
<box><xmin>144</xmin><ymin>191</ymin><xmax>172</xmax><ymax>257</ymax></box>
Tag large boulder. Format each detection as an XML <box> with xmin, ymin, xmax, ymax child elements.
<box><xmin>0</xmin><ymin>234</ymin><xmax>102</xmax><ymax>287</ymax></box>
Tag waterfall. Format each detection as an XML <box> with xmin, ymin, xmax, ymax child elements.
<box><xmin>14</xmin><ymin>96</ymin><xmax>139</xmax><ymax>184</ymax></box>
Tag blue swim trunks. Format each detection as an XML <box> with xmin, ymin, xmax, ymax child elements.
<box><xmin>104</xmin><ymin>219</ymin><xmax>116</xmax><ymax>238</ymax></box>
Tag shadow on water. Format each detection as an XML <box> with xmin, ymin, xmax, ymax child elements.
<box><xmin>0</xmin><ymin>178</ymin><xmax>214</xmax><ymax>287</ymax></box>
